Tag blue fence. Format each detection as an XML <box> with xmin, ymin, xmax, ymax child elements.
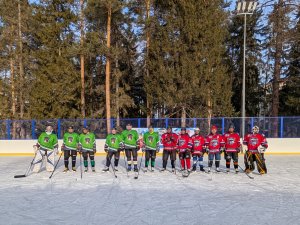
<box><xmin>0</xmin><ymin>117</ymin><xmax>299</xmax><ymax>140</ymax></box>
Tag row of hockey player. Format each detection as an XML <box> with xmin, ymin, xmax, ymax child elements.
<box><xmin>30</xmin><ymin>123</ymin><xmax>268</xmax><ymax>175</ymax></box>
<box><xmin>32</xmin><ymin>125</ymin><xmax>96</xmax><ymax>173</ymax></box>
<box><xmin>159</xmin><ymin>124</ymin><xmax>268</xmax><ymax>174</ymax></box>
<box><xmin>103</xmin><ymin>123</ymin><xmax>268</xmax><ymax>175</ymax></box>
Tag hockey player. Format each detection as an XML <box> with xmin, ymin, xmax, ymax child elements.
<box><xmin>121</xmin><ymin>123</ymin><xmax>139</xmax><ymax>172</ymax></box>
<box><xmin>190</xmin><ymin>127</ymin><xmax>206</xmax><ymax>172</ymax></box>
<box><xmin>79</xmin><ymin>126</ymin><xmax>96</xmax><ymax>172</ymax></box>
<box><xmin>223</xmin><ymin>124</ymin><xmax>241</xmax><ymax>173</ymax></box>
<box><xmin>62</xmin><ymin>126</ymin><xmax>79</xmax><ymax>172</ymax></box>
<box><xmin>176</xmin><ymin>127</ymin><xmax>192</xmax><ymax>173</ymax></box>
<box><xmin>103</xmin><ymin>127</ymin><xmax>124</xmax><ymax>172</ymax></box>
<box><xmin>205</xmin><ymin>125</ymin><xmax>225</xmax><ymax>172</ymax></box>
<box><xmin>142</xmin><ymin>125</ymin><xmax>160</xmax><ymax>172</ymax></box>
<box><xmin>32</xmin><ymin>125</ymin><xmax>58</xmax><ymax>172</ymax></box>
<box><xmin>243</xmin><ymin>126</ymin><xmax>268</xmax><ymax>174</ymax></box>
<box><xmin>160</xmin><ymin>126</ymin><xmax>178</xmax><ymax>172</ymax></box>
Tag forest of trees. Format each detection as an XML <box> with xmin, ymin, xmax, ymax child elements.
<box><xmin>0</xmin><ymin>0</ymin><xmax>299</xmax><ymax>126</ymax></box>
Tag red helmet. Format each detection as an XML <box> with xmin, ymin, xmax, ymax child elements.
<box><xmin>211</xmin><ymin>125</ymin><xmax>218</xmax><ymax>130</ymax></box>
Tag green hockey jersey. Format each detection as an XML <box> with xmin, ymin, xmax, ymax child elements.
<box><xmin>143</xmin><ymin>131</ymin><xmax>160</xmax><ymax>150</ymax></box>
<box><xmin>79</xmin><ymin>132</ymin><xmax>96</xmax><ymax>151</ymax></box>
<box><xmin>121</xmin><ymin>129</ymin><xmax>139</xmax><ymax>148</ymax></box>
<box><xmin>63</xmin><ymin>132</ymin><xmax>79</xmax><ymax>150</ymax></box>
<box><xmin>105</xmin><ymin>134</ymin><xmax>124</xmax><ymax>151</ymax></box>
<box><xmin>38</xmin><ymin>132</ymin><xmax>58</xmax><ymax>151</ymax></box>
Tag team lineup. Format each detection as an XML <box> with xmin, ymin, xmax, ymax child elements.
<box><xmin>23</xmin><ymin>122</ymin><xmax>269</xmax><ymax>179</ymax></box>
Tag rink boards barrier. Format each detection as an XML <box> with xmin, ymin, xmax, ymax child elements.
<box><xmin>0</xmin><ymin>138</ymin><xmax>300</xmax><ymax>155</ymax></box>
<box><xmin>0</xmin><ymin>117</ymin><xmax>300</xmax><ymax>140</ymax></box>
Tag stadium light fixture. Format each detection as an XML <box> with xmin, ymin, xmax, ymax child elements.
<box><xmin>235</xmin><ymin>0</ymin><xmax>258</xmax><ymax>138</ymax></box>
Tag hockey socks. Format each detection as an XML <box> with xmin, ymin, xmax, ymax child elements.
<box><xmin>186</xmin><ymin>159</ymin><xmax>191</xmax><ymax>170</ymax></box>
<box><xmin>181</xmin><ymin>159</ymin><xmax>185</xmax><ymax>169</ymax></box>
<box><xmin>84</xmin><ymin>160</ymin><xmax>88</xmax><ymax>167</ymax></box>
<box><xmin>151</xmin><ymin>159</ymin><xmax>155</xmax><ymax>167</ymax></box>
<box><xmin>91</xmin><ymin>160</ymin><xmax>95</xmax><ymax>167</ymax></box>
<box><xmin>72</xmin><ymin>155</ymin><xmax>76</xmax><ymax>167</ymax></box>
<box><xmin>171</xmin><ymin>160</ymin><xmax>175</xmax><ymax>168</ymax></box>
<box><xmin>64</xmin><ymin>159</ymin><xmax>69</xmax><ymax>168</ymax></box>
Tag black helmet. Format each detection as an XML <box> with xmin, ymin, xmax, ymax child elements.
<box><xmin>228</xmin><ymin>124</ymin><xmax>235</xmax><ymax>129</ymax></box>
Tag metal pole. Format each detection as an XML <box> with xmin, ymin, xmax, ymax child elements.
<box><xmin>242</xmin><ymin>13</ymin><xmax>247</xmax><ymax>138</ymax></box>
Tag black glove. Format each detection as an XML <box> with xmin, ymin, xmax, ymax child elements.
<box><xmin>236</xmin><ymin>147</ymin><xmax>241</xmax><ymax>153</ymax></box>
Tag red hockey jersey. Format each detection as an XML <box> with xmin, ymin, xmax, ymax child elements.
<box><xmin>161</xmin><ymin>132</ymin><xmax>178</xmax><ymax>151</ymax></box>
<box><xmin>190</xmin><ymin>134</ymin><xmax>206</xmax><ymax>154</ymax></box>
<box><xmin>205</xmin><ymin>134</ymin><xmax>225</xmax><ymax>154</ymax></box>
<box><xmin>243</xmin><ymin>133</ymin><xmax>268</xmax><ymax>153</ymax></box>
<box><xmin>176</xmin><ymin>133</ymin><xmax>192</xmax><ymax>152</ymax></box>
<box><xmin>223</xmin><ymin>132</ymin><xmax>241</xmax><ymax>153</ymax></box>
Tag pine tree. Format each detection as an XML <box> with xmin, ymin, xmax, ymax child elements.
<box><xmin>147</xmin><ymin>0</ymin><xmax>233</xmax><ymax>126</ymax></box>
<box><xmin>29</xmin><ymin>0</ymin><xmax>80</xmax><ymax>119</ymax></box>
<box><xmin>279</xmin><ymin>7</ymin><xmax>300</xmax><ymax>115</ymax></box>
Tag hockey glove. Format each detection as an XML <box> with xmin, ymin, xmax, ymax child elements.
<box><xmin>54</xmin><ymin>148</ymin><xmax>59</xmax><ymax>155</ymax></box>
<box><xmin>258</xmin><ymin>145</ymin><xmax>266</xmax><ymax>153</ymax></box>
<box><xmin>33</xmin><ymin>145</ymin><xmax>39</xmax><ymax>153</ymax></box>
<box><xmin>220</xmin><ymin>147</ymin><xmax>225</xmax><ymax>153</ymax></box>
<box><xmin>156</xmin><ymin>146</ymin><xmax>160</xmax><ymax>153</ymax></box>
<box><xmin>93</xmin><ymin>148</ymin><xmax>97</xmax><ymax>153</ymax></box>
<box><xmin>104</xmin><ymin>148</ymin><xmax>108</xmax><ymax>153</ymax></box>
<box><xmin>236</xmin><ymin>147</ymin><xmax>241</xmax><ymax>153</ymax></box>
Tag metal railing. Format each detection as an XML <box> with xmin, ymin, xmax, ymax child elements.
<box><xmin>0</xmin><ymin>117</ymin><xmax>299</xmax><ymax>140</ymax></box>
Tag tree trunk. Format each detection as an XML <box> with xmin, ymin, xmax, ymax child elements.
<box><xmin>80</xmin><ymin>0</ymin><xmax>85</xmax><ymax>118</ymax></box>
<box><xmin>145</xmin><ymin>0</ymin><xmax>151</xmax><ymax>127</ymax></box>
<box><xmin>207</xmin><ymin>97</ymin><xmax>212</xmax><ymax>134</ymax></box>
<box><xmin>10</xmin><ymin>46</ymin><xmax>16</xmax><ymax>139</ymax></box>
<box><xmin>18</xmin><ymin>0</ymin><xmax>24</xmax><ymax>119</ymax></box>
<box><xmin>105</xmin><ymin>2</ymin><xmax>112</xmax><ymax>134</ymax></box>
<box><xmin>181</xmin><ymin>106</ymin><xmax>186</xmax><ymax>127</ymax></box>
<box><xmin>115</xmin><ymin>44</ymin><xmax>120</xmax><ymax>127</ymax></box>
<box><xmin>271</xmin><ymin>0</ymin><xmax>284</xmax><ymax>137</ymax></box>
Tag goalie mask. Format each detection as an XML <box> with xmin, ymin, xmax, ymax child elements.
<box><xmin>252</xmin><ymin>126</ymin><xmax>259</xmax><ymax>134</ymax></box>
<box><xmin>45</xmin><ymin>126</ymin><xmax>53</xmax><ymax>135</ymax></box>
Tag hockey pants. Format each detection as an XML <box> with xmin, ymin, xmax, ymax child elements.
<box><xmin>224</xmin><ymin>152</ymin><xmax>238</xmax><ymax>169</ymax></box>
<box><xmin>162</xmin><ymin>150</ymin><xmax>177</xmax><ymax>169</ymax></box>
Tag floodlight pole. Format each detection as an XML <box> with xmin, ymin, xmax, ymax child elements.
<box><xmin>242</xmin><ymin>13</ymin><xmax>246</xmax><ymax>139</ymax></box>
<box><xmin>236</xmin><ymin>0</ymin><xmax>257</xmax><ymax>138</ymax></box>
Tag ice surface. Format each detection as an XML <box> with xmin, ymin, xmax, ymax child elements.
<box><xmin>1</xmin><ymin>155</ymin><xmax>300</xmax><ymax>225</ymax></box>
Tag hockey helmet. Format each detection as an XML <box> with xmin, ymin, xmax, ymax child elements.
<box><xmin>252</xmin><ymin>126</ymin><xmax>259</xmax><ymax>133</ymax></box>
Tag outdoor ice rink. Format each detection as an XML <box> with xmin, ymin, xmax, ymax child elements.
<box><xmin>1</xmin><ymin>155</ymin><xmax>300</xmax><ymax>225</ymax></box>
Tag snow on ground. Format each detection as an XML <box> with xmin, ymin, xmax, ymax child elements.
<box><xmin>0</xmin><ymin>155</ymin><xmax>300</xmax><ymax>225</ymax></box>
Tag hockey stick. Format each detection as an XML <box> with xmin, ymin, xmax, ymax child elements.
<box><xmin>134</xmin><ymin>151</ymin><xmax>144</xmax><ymax>179</ymax></box>
<box><xmin>49</xmin><ymin>151</ymin><xmax>63</xmax><ymax>179</ymax></box>
<box><xmin>79</xmin><ymin>152</ymin><xmax>83</xmax><ymax>179</ymax></box>
<box><xmin>14</xmin><ymin>150</ymin><xmax>37</xmax><ymax>178</ymax></box>
<box><xmin>107</xmin><ymin>152</ymin><xmax>117</xmax><ymax>178</ymax></box>
<box><xmin>238</xmin><ymin>164</ymin><xmax>254</xmax><ymax>179</ymax></box>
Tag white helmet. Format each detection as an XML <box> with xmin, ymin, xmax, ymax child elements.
<box><xmin>252</xmin><ymin>126</ymin><xmax>259</xmax><ymax>134</ymax></box>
